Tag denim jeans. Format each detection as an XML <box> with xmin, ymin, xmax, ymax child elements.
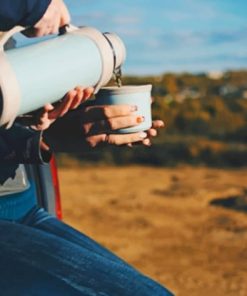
<box><xmin>0</xmin><ymin>207</ymin><xmax>173</xmax><ymax>296</ymax></box>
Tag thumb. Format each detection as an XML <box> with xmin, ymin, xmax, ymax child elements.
<box><xmin>60</xmin><ymin>2</ymin><xmax>71</xmax><ymax>27</ymax></box>
<box><xmin>43</xmin><ymin>104</ymin><xmax>54</xmax><ymax>112</ymax></box>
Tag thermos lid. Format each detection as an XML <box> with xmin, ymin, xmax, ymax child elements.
<box><xmin>72</xmin><ymin>27</ymin><xmax>126</xmax><ymax>93</ymax></box>
<box><xmin>103</xmin><ymin>32</ymin><xmax>126</xmax><ymax>70</ymax></box>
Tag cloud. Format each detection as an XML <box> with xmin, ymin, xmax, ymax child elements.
<box><xmin>156</xmin><ymin>28</ymin><xmax>247</xmax><ymax>50</ymax></box>
<box><xmin>112</xmin><ymin>16</ymin><xmax>141</xmax><ymax>26</ymax></box>
<box><xmin>67</xmin><ymin>0</ymin><xmax>247</xmax><ymax>74</ymax></box>
<box><xmin>206</xmin><ymin>29</ymin><xmax>247</xmax><ymax>45</ymax></box>
<box><xmin>160</xmin><ymin>0</ymin><xmax>219</xmax><ymax>22</ymax></box>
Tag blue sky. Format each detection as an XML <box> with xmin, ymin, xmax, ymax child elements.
<box><xmin>64</xmin><ymin>0</ymin><xmax>247</xmax><ymax>75</ymax></box>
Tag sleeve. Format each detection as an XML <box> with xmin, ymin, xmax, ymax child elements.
<box><xmin>0</xmin><ymin>0</ymin><xmax>51</xmax><ymax>31</ymax></box>
<box><xmin>44</xmin><ymin>108</ymin><xmax>87</xmax><ymax>153</ymax></box>
<box><xmin>0</xmin><ymin>123</ymin><xmax>52</xmax><ymax>164</ymax></box>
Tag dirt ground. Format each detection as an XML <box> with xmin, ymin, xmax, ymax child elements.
<box><xmin>58</xmin><ymin>165</ymin><xmax>247</xmax><ymax>296</ymax></box>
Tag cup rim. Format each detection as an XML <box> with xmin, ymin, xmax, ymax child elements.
<box><xmin>97</xmin><ymin>84</ymin><xmax>152</xmax><ymax>95</ymax></box>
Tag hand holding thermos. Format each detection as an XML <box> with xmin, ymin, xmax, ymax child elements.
<box><xmin>23</xmin><ymin>0</ymin><xmax>71</xmax><ymax>37</ymax></box>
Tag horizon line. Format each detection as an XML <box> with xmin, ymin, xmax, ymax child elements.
<box><xmin>123</xmin><ymin>67</ymin><xmax>247</xmax><ymax>77</ymax></box>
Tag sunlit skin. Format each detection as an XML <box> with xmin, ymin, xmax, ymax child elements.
<box><xmin>23</xmin><ymin>0</ymin><xmax>70</xmax><ymax>37</ymax></box>
<box><xmin>32</xmin><ymin>87</ymin><xmax>93</xmax><ymax>131</ymax></box>
<box><xmin>78</xmin><ymin>96</ymin><xmax>164</xmax><ymax>148</ymax></box>
<box><xmin>32</xmin><ymin>86</ymin><xmax>164</xmax><ymax>151</ymax></box>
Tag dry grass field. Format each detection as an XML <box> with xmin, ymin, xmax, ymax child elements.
<box><xmin>58</xmin><ymin>165</ymin><xmax>247</xmax><ymax>296</ymax></box>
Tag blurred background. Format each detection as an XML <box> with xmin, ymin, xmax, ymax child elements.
<box><xmin>57</xmin><ymin>1</ymin><xmax>247</xmax><ymax>295</ymax></box>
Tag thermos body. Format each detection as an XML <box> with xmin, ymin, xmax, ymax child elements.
<box><xmin>7</xmin><ymin>34</ymin><xmax>102</xmax><ymax>115</ymax></box>
<box><xmin>0</xmin><ymin>27</ymin><xmax>126</xmax><ymax>126</ymax></box>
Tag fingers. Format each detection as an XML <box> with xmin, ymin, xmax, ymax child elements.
<box><xmin>59</xmin><ymin>1</ymin><xmax>71</xmax><ymax>27</ymax></box>
<box><xmin>86</xmin><ymin>132</ymin><xmax>148</xmax><ymax>148</ymax></box>
<box><xmin>142</xmin><ymin>138</ymin><xmax>152</xmax><ymax>146</ymax></box>
<box><xmin>144</xmin><ymin>120</ymin><xmax>165</xmax><ymax>142</ymax></box>
<box><xmin>152</xmin><ymin>120</ymin><xmax>165</xmax><ymax>129</ymax></box>
<box><xmin>29</xmin><ymin>86</ymin><xmax>93</xmax><ymax>131</ymax></box>
<box><xmin>32</xmin><ymin>109</ymin><xmax>50</xmax><ymax>131</ymax></box>
<box><xmin>35</xmin><ymin>104</ymin><xmax>53</xmax><ymax>123</ymax></box>
<box><xmin>147</xmin><ymin>128</ymin><xmax>157</xmax><ymax>137</ymax></box>
<box><xmin>81</xmin><ymin>104</ymin><xmax>138</xmax><ymax>122</ymax></box>
<box><xmin>126</xmin><ymin>120</ymin><xmax>165</xmax><ymax>148</ymax></box>
<box><xmin>107</xmin><ymin>132</ymin><xmax>148</xmax><ymax>146</ymax></box>
<box><xmin>84</xmin><ymin>87</ymin><xmax>94</xmax><ymax>100</ymax></box>
<box><xmin>49</xmin><ymin>90</ymin><xmax>77</xmax><ymax>119</ymax></box>
<box><xmin>146</xmin><ymin>120</ymin><xmax>165</xmax><ymax>137</ymax></box>
<box><xmin>82</xmin><ymin>115</ymin><xmax>145</xmax><ymax>135</ymax></box>
<box><xmin>25</xmin><ymin>0</ymin><xmax>71</xmax><ymax>37</ymax></box>
<box><xmin>48</xmin><ymin>87</ymin><xmax>93</xmax><ymax>119</ymax></box>
<box><xmin>70</xmin><ymin>87</ymin><xmax>84</xmax><ymax>110</ymax></box>
<box><xmin>83</xmin><ymin>117</ymin><xmax>165</xmax><ymax>149</ymax></box>
<box><xmin>40</xmin><ymin>140</ymin><xmax>50</xmax><ymax>152</ymax></box>
<box><xmin>70</xmin><ymin>87</ymin><xmax>94</xmax><ymax>109</ymax></box>
<box><xmin>43</xmin><ymin>104</ymin><xmax>54</xmax><ymax>113</ymax></box>
<box><xmin>51</xmin><ymin>14</ymin><xmax>61</xmax><ymax>36</ymax></box>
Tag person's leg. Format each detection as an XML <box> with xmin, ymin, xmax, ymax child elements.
<box><xmin>0</xmin><ymin>220</ymin><xmax>89</xmax><ymax>296</ymax></box>
<box><xmin>0</xmin><ymin>217</ymin><xmax>173</xmax><ymax>295</ymax></box>
<box><xmin>21</xmin><ymin>207</ymin><xmax>173</xmax><ymax>295</ymax></box>
<box><xmin>21</xmin><ymin>207</ymin><xmax>128</xmax><ymax>265</ymax></box>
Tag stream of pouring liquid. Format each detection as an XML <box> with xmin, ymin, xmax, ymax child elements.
<box><xmin>114</xmin><ymin>67</ymin><xmax>122</xmax><ymax>88</ymax></box>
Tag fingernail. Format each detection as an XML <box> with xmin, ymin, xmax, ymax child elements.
<box><xmin>136</xmin><ymin>116</ymin><xmax>145</xmax><ymax>123</ymax></box>
<box><xmin>139</xmin><ymin>132</ymin><xmax>147</xmax><ymax>139</ymax></box>
<box><xmin>131</xmin><ymin>105</ymin><xmax>138</xmax><ymax>111</ymax></box>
